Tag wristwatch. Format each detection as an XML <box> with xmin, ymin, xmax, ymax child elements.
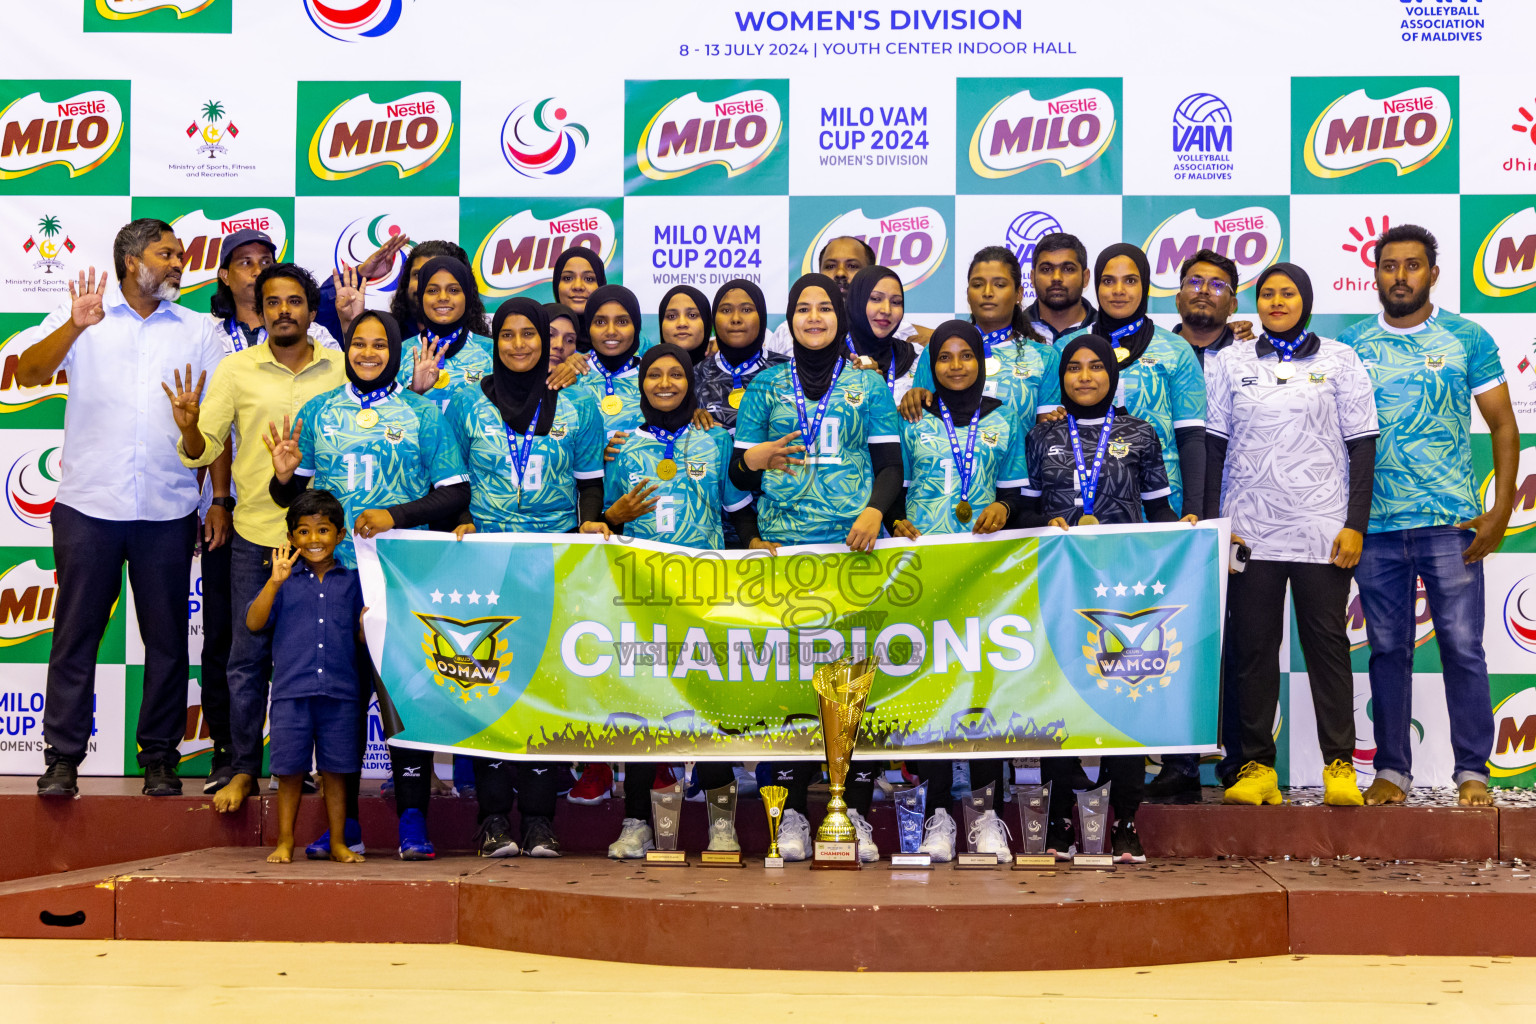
<box><xmin>210</xmin><ymin>497</ymin><xmax>235</xmax><ymax>510</ymax></box>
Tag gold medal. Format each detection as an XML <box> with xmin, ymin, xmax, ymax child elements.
<box><xmin>434</xmin><ymin>368</ymin><xmax>450</xmax><ymax>389</ymax></box>
<box><xmin>1111</xmin><ymin>347</ymin><xmax>1129</xmax><ymax>364</ymax></box>
<box><xmin>984</xmin><ymin>357</ymin><xmax>1001</xmax><ymax>376</ymax></box>
<box><xmin>1275</xmin><ymin>361</ymin><xmax>1295</xmax><ymax>381</ymax></box>
<box><xmin>356</xmin><ymin>408</ymin><xmax>379</xmax><ymax>429</ymax></box>
<box><xmin>956</xmin><ymin>500</ymin><xmax>972</xmax><ymax>524</ymax></box>
<box><xmin>656</xmin><ymin>458</ymin><xmax>677</xmax><ymax>481</ymax></box>
<box><xmin>728</xmin><ymin>387</ymin><xmax>745</xmax><ymax>409</ymax></box>
<box><xmin>601</xmin><ymin>394</ymin><xmax>624</xmax><ymax>416</ymax></box>
<box><xmin>1079</xmin><ymin>513</ymin><xmax>1100</xmax><ymax>525</ymax></box>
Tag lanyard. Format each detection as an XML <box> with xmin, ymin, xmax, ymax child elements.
<box><xmin>504</xmin><ymin>401</ymin><xmax>542</xmax><ymax>486</ymax></box>
<box><xmin>936</xmin><ymin>397</ymin><xmax>979</xmax><ymax>501</ymax></box>
<box><xmin>349</xmin><ymin>382</ymin><xmax>395</xmax><ymax>410</ymax></box>
<box><xmin>425</xmin><ymin>327</ymin><xmax>466</xmax><ymax>369</ymax></box>
<box><xmin>1109</xmin><ymin>319</ymin><xmax>1143</xmax><ymax>354</ymax></box>
<box><xmin>789</xmin><ymin>356</ymin><xmax>844</xmax><ymax>457</ymax></box>
<box><xmin>226</xmin><ymin>318</ymin><xmax>264</xmax><ymax>352</ymax></box>
<box><xmin>1265</xmin><ymin>333</ymin><xmax>1303</xmax><ymax>364</ymax></box>
<box><xmin>1067</xmin><ymin>408</ymin><xmax>1116</xmax><ymax>518</ymax></box>
<box><xmin>848</xmin><ymin>333</ymin><xmax>898</xmax><ymax>393</ymax></box>
<box><xmin>595</xmin><ymin>355</ymin><xmax>638</xmax><ymax>396</ymax></box>
<box><xmin>644</xmin><ymin>424</ymin><xmax>688</xmax><ymax>463</ymax></box>
<box><xmin>719</xmin><ymin>351</ymin><xmax>764</xmax><ymax>391</ymax></box>
<box><xmin>980</xmin><ymin>324</ymin><xmax>1011</xmax><ymax>359</ymax></box>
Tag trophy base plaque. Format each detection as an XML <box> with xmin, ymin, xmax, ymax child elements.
<box><xmin>762</xmin><ymin>855</ymin><xmax>785</xmax><ymax>869</ymax></box>
<box><xmin>1072</xmin><ymin>853</ymin><xmax>1116</xmax><ymax>870</ymax></box>
<box><xmin>644</xmin><ymin>850</ymin><xmax>689</xmax><ymax>866</ymax></box>
<box><xmin>700</xmin><ymin>850</ymin><xmax>744</xmax><ymax>867</ymax></box>
<box><xmin>1012</xmin><ymin>854</ymin><xmax>1058</xmax><ymax>870</ymax></box>
<box><xmin>811</xmin><ymin>840</ymin><xmax>860</xmax><ymax>869</ymax></box>
<box><xmin>955</xmin><ymin>851</ymin><xmax>1001</xmax><ymax>870</ymax></box>
<box><xmin>888</xmin><ymin>852</ymin><xmax>933</xmax><ymax>869</ymax></box>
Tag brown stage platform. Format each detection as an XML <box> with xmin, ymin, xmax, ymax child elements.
<box><xmin>6</xmin><ymin>778</ymin><xmax>1536</xmax><ymax>968</ymax></box>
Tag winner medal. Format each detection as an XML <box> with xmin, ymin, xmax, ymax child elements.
<box><xmin>434</xmin><ymin>368</ymin><xmax>450</xmax><ymax>390</ymax></box>
<box><xmin>656</xmin><ymin>458</ymin><xmax>677</xmax><ymax>481</ymax></box>
<box><xmin>600</xmin><ymin>394</ymin><xmax>623</xmax><ymax>416</ymax></box>
<box><xmin>1111</xmin><ymin>347</ymin><xmax>1129</xmax><ymax>363</ymax></box>
<box><xmin>956</xmin><ymin>500</ymin><xmax>972</xmax><ymax>524</ymax></box>
<box><xmin>728</xmin><ymin>388</ymin><xmax>745</xmax><ymax>409</ymax></box>
<box><xmin>1275</xmin><ymin>361</ymin><xmax>1295</xmax><ymax>381</ymax></box>
<box><xmin>1078</xmin><ymin>514</ymin><xmax>1100</xmax><ymax>525</ymax></box>
<box><xmin>985</xmin><ymin>356</ymin><xmax>1001</xmax><ymax>376</ymax></box>
<box><xmin>356</xmin><ymin>408</ymin><xmax>378</xmax><ymax>429</ymax></box>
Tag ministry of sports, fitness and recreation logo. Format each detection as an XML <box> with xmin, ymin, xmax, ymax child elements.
<box><xmin>626</xmin><ymin>79</ymin><xmax>789</xmax><ymax>195</ymax></box>
<box><xmin>468</xmin><ymin>202</ymin><xmax>618</xmax><ymax>298</ymax></box>
<box><xmin>5</xmin><ymin>445</ymin><xmax>61</xmax><ymax>530</ymax></box>
<box><xmin>186</xmin><ymin>99</ymin><xmax>237</xmax><ymax>159</ymax></box>
<box><xmin>334</xmin><ymin>213</ymin><xmax>410</xmax><ymax>295</ymax></box>
<box><xmin>1171</xmin><ymin>92</ymin><xmax>1233</xmax><ymax>182</ymax></box>
<box><xmin>305</xmin><ymin>0</ymin><xmax>406</xmax><ymax>41</ymax></box>
<box><xmin>0</xmin><ymin>83</ymin><xmax>129</xmax><ymax>191</ymax></box>
<box><xmin>960</xmin><ymin>77</ymin><xmax>1121</xmax><ymax>194</ymax></box>
<box><xmin>502</xmin><ymin>98</ymin><xmax>588</xmax><ymax>177</ymax></box>
<box><xmin>1292</xmin><ymin>77</ymin><xmax>1457</xmax><ymax>193</ymax></box>
<box><xmin>84</xmin><ymin>0</ymin><xmax>231</xmax><ymax>31</ymax></box>
<box><xmin>21</xmin><ymin>215</ymin><xmax>74</xmax><ymax>275</ymax></box>
<box><xmin>1139</xmin><ymin>202</ymin><xmax>1284</xmax><ymax>298</ymax></box>
<box><xmin>416</xmin><ymin>613</ymin><xmax>518</xmax><ymax>702</ymax></box>
<box><xmin>1076</xmin><ymin>605</ymin><xmax>1184</xmax><ymax>700</ymax></box>
<box><xmin>0</xmin><ymin>559</ymin><xmax>56</xmax><ymax>646</ymax></box>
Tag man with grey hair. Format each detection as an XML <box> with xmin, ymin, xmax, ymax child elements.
<box><xmin>18</xmin><ymin>218</ymin><xmax>223</xmax><ymax>799</ymax></box>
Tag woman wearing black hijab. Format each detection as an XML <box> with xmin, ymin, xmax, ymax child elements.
<box><xmin>551</xmin><ymin>245</ymin><xmax>607</xmax><ymax>324</ymax></box>
<box><xmin>1058</xmin><ymin>243</ymin><xmax>1207</xmax><ymax>523</ymax></box>
<box><xmin>890</xmin><ymin>319</ymin><xmax>1034</xmax><ymax>865</ymax></box>
<box><xmin>1204</xmin><ymin>262</ymin><xmax>1377</xmax><ymax>809</ymax></box>
<box><xmin>657</xmin><ymin>285</ymin><xmax>713</xmax><ymax>365</ymax></box>
<box><xmin>398</xmin><ymin>255</ymin><xmax>494</xmax><ymax>415</ymax></box>
<box><xmin>695</xmin><ymin>278</ymin><xmax>786</xmax><ymax>433</ymax></box>
<box><xmin>573</xmin><ymin>283</ymin><xmax>648</xmax><ymax>433</ymax></box>
<box><xmin>263</xmin><ymin>308</ymin><xmax>470</xmax><ymax>861</ymax></box>
<box><xmin>1023</xmin><ymin>333</ymin><xmax>1181</xmax><ymax>865</ymax></box>
<box><xmin>844</xmin><ymin>265</ymin><xmax>920</xmax><ymax>401</ymax></box>
<box><xmin>545</xmin><ymin>302</ymin><xmax>581</xmax><ymax>368</ymax></box>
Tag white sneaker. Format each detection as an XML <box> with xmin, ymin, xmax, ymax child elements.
<box><xmin>918</xmin><ymin>807</ymin><xmax>957</xmax><ymax>863</ymax></box>
<box><xmin>708</xmin><ymin>815</ymin><xmax>741</xmax><ymax>852</ymax></box>
<box><xmin>607</xmin><ymin>817</ymin><xmax>654</xmax><ymax>859</ymax></box>
<box><xmin>778</xmin><ymin>808</ymin><xmax>812</xmax><ymax>861</ymax></box>
<box><xmin>847</xmin><ymin>808</ymin><xmax>880</xmax><ymax>863</ymax></box>
<box><xmin>969</xmin><ymin>809</ymin><xmax>1014</xmax><ymax>864</ymax></box>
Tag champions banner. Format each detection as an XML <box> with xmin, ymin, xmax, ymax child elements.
<box><xmin>356</xmin><ymin>522</ymin><xmax>1229</xmax><ymax>760</ymax></box>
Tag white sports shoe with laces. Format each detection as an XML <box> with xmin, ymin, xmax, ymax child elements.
<box><xmin>607</xmin><ymin>817</ymin><xmax>653</xmax><ymax>859</ymax></box>
<box><xmin>777</xmin><ymin>808</ymin><xmax>812</xmax><ymax>861</ymax></box>
<box><xmin>918</xmin><ymin>806</ymin><xmax>957</xmax><ymax>863</ymax></box>
<box><xmin>968</xmin><ymin>809</ymin><xmax>1014</xmax><ymax>864</ymax></box>
<box><xmin>846</xmin><ymin>808</ymin><xmax>880</xmax><ymax>863</ymax></box>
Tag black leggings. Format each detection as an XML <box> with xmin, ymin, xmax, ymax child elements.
<box><xmin>767</xmin><ymin>761</ymin><xmax>878</xmax><ymax>816</ymax></box>
<box><xmin>472</xmin><ymin>759</ymin><xmax>562</xmax><ymax>823</ymax></box>
<box><xmin>907</xmin><ymin>759</ymin><xmax>1008</xmax><ymax>813</ymax></box>
<box><xmin>622</xmin><ymin>762</ymin><xmax>735</xmax><ymax>821</ymax></box>
<box><xmin>1043</xmin><ymin>756</ymin><xmax>1145</xmax><ymax>824</ymax></box>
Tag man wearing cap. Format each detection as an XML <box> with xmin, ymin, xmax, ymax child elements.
<box><xmin>195</xmin><ymin>229</ymin><xmax>341</xmax><ymax>794</ymax></box>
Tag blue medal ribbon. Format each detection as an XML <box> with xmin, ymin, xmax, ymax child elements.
<box><xmin>226</xmin><ymin>318</ymin><xmax>265</xmax><ymax>352</ymax></box>
<box><xmin>720</xmin><ymin>351</ymin><xmax>765</xmax><ymax>392</ymax></box>
<box><xmin>644</xmin><ymin>424</ymin><xmax>688</xmax><ymax>466</ymax></box>
<box><xmin>1108</xmin><ymin>319</ymin><xmax>1143</xmax><ymax>356</ymax></box>
<box><xmin>936</xmin><ymin>397</ymin><xmax>980</xmax><ymax>508</ymax></box>
<box><xmin>789</xmin><ymin>356</ymin><xmax>844</xmax><ymax>459</ymax></box>
<box><xmin>504</xmin><ymin>400</ymin><xmax>542</xmax><ymax>488</ymax></box>
<box><xmin>1264</xmin><ymin>332</ymin><xmax>1304</xmax><ymax>373</ymax></box>
<box><xmin>846</xmin><ymin>332</ymin><xmax>898</xmax><ymax>393</ymax></box>
<box><xmin>980</xmin><ymin>325</ymin><xmax>1011</xmax><ymax>359</ymax></box>
<box><xmin>350</xmin><ymin>382</ymin><xmax>396</xmax><ymax>411</ymax></box>
<box><xmin>596</xmin><ymin>355</ymin><xmax>638</xmax><ymax>397</ymax></box>
<box><xmin>425</xmin><ymin>326</ymin><xmax>467</xmax><ymax>370</ymax></box>
<box><xmin>1066</xmin><ymin>407</ymin><xmax>1116</xmax><ymax>519</ymax></box>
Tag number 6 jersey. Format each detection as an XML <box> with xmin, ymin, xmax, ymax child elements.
<box><xmin>605</xmin><ymin>426</ymin><xmax>751</xmax><ymax>549</ymax></box>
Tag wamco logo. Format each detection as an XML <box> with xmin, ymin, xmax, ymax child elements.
<box><xmin>473</xmin><ymin>208</ymin><xmax>617</xmax><ymax>298</ymax></box>
<box><xmin>800</xmin><ymin>206</ymin><xmax>948</xmax><ymax>289</ymax></box>
<box><xmin>1474</xmin><ymin>207</ymin><xmax>1536</xmax><ymax>298</ymax></box>
<box><xmin>0</xmin><ymin>90</ymin><xmax>125</xmax><ymax>180</ymax></box>
<box><xmin>1304</xmin><ymin>86</ymin><xmax>1452</xmax><ymax>178</ymax></box>
<box><xmin>969</xmin><ymin>87</ymin><xmax>1115</xmax><ymax>179</ymax></box>
<box><xmin>1143</xmin><ymin>206</ymin><xmax>1282</xmax><ymax>296</ymax></box>
<box><xmin>308</xmin><ymin>90</ymin><xmax>453</xmax><ymax>181</ymax></box>
<box><xmin>637</xmin><ymin>89</ymin><xmax>783</xmax><ymax>181</ymax></box>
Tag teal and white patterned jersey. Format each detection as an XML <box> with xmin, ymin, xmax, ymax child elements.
<box><xmin>446</xmin><ymin>385</ymin><xmax>604</xmax><ymax>534</ymax></box>
<box><xmin>397</xmin><ymin>332</ymin><xmax>496</xmax><ymax>416</ymax></box>
<box><xmin>604</xmin><ymin>425</ymin><xmax>750</xmax><ymax>549</ymax></box>
<box><xmin>1337</xmin><ymin>308</ymin><xmax>1506</xmax><ymax>533</ymax></box>
<box><xmin>733</xmin><ymin>362</ymin><xmax>900</xmax><ymax>544</ymax></box>
<box><xmin>293</xmin><ymin>385</ymin><xmax>468</xmax><ymax>568</ymax></box>
<box><xmin>899</xmin><ymin>403</ymin><xmax>1030</xmax><ymax>535</ymax></box>
<box><xmin>912</xmin><ymin>334</ymin><xmax>1063</xmax><ymax>421</ymax></box>
<box><xmin>569</xmin><ymin>358</ymin><xmax>645</xmax><ymax>435</ymax></box>
<box><xmin>1057</xmin><ymin>323</ymin><xmax>1206</xmax><ymax>515</ymax></box>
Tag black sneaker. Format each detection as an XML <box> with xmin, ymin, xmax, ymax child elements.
<box><xmin>475</xmin><ymin>814</ymin><xmax>520</xmax><ymax>857</ymax></box>
<box><xmin>1146</xmin><ymin>768</ymin><xmax>1202</xmax><ymax>802</ymax></box>
<box><xmin>203</xmin><ymin>750</ymin><xmax>235</xmax><ymax>795</ymax></box>
<box><xmin>1046</xmin><ymin>816</ymin><xmax>1075</xmax><ymax>861</ymax></box>
<box><xmin>37</xmin><ymin>760</ymin><xmax>78</xmax><ymax>798</ymax></box>
<box><xmin>522</xmin><ymin>815</ymin><xmax>562</xmax><ymax>858</ymax></box>
<box><xmin>142</xmin><ymin>761</ymin><xmax>183</xmax><ymax>797</ymax></box>
<box><xmin>1112</xmin><ymin>821</ymin><xmax>1146</xmax><ymax>863</ymax></box>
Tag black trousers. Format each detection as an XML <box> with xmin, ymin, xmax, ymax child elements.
<box><xmin>908</xmin><ymin>759</ymin><xmax>1008</xmax><ymax>812</ymax></box>
<box><xmin>472</xmin><ymin>758</ymin><xmax>561</xmax><ymax>823</ymax></box>
<box><xmin>44</xmin><ymin>504</ymin><xmax>196</xmax><ymax>767</ymax></box>
<box><xmin>1230</xmin><ymin>558</ymin><xmax>1356</xmax><ymax>767</ymax></box>
<box><xmin>765</xmin><ymin>761</ymin><xmax>876</xmax><ymax>816</ymax></box>
<box><xmin>623</xmin><ymin>762</ymin><xmax>735</xmax><ymax>821</ymax></box>
<box><xmin>198</xmin><ymin>533</ymin><xmax>233</xmax><ymax>763</ymax></box>
<box><xmin>1043</xmin><ymin>756</ymin><xmax>1145</xmax><ymax>823</ymax></box>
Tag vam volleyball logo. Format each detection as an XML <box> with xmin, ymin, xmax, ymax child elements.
<box><xmin>472</xmin><ymin>207</ymin><xmax>617</xmax><ymax>298</ymax></box>
<box><xmin>1293</xmin><ymin>78</ymin><xmax>1457</xmax><ymax>192</ymax></box>
<box><xmin>334</xmin><ymin>213</ymin><xmax>409</xmax><ymax>294</ymax></box>
<box><xmin>502</xmin><ymin>98</ymin><xmax>588</xmax><ymax>177</ymax></box>
<box><xmin>800</xmin><ymin>205</ymin><xmax>948</xmax><ymax>289</ymax></box>
<box><xmin>967</xmin><ymin>85</ymin><xmax>1116</xmax><ymax>179</ymax></box>
<box><xmin>304</xmin><ymin>0</ymin><xmax>406</xmax><ymax>40</ymax></box>
<box><xmin>169</xmin><ymin>207</ymin><xmax>288</xmax><ymax>294</ymax></box>
<box><xmin>5</xmin><ymin>445</ymin><xmax>61</xmax><ymax>530</ymax></box>
<box><xmin>0</xmin><ymin>87</ymin><xmax>126</xmax><ymax>183</ymax></box>
<box><xmin>638</xmin><ymin>89</ymin><xmax>783</xmax><ymax>180</ymax></box>
<box><xmin>1473</xmin><ymin>206</ymin><xmax>1536</xmax><ymax>299</ymax></box>
<box><xmin>1141</xmin><ymin>204</ymin><xmax>1284</xmax><ymax>297</ymax></box>
<box><xmin>308</xmin><ymin>90</ymin><xmax>453</xmax><ymax>181</ymax></box>
<box><xmin>1003</xmin><ymin>210</ymin><xmax>1064</xmax><ymax>305</ymax></box>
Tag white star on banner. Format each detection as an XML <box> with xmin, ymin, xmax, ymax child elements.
<box><xmin>485</xmin><ymin>590</ymin><xmax>500</xmax><ymax>606</ymax></box>
<box><xmin>1114</xmin><ymin>582</ymin><xmax>1128</xmax><ymax>597</ymax></box>
<box><xmin>449</xmin><ymin>590</ymin><xmax>462</xmax><ymax>604</ymax></box>
<box><xmin>1094</xmin><ymin>583</ymin><xmax>1108</xmax><ymax>598</ymax></box>
<box><xmin>1152</xmin><ymin>580</ymin><xmax>1166</xmax><ymax>595</ymax></box>
<box><xmin>468</xmin><ymin>591</ymin><xmax>481</xmax><ymax>604</ymax></box>
<box><xmin>1132</xmin><ymin>581</ymin><xmax>1147</xmax><ymax>596</ymax></box>
<box><xmin>430</xmin><ymin>589</ymin><xmax>443</xmax><ymax>603</ymax></box>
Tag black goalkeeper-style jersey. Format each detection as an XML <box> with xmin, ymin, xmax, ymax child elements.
<box><xmin>1023</xmin><ymin>413</ymin><xmax>1172</xmax><ymax>525</ymax></box>
<box><xmin>695</xmin><ymin>350</ymin><xmax>790</xmax><ymax>433</ymax></box>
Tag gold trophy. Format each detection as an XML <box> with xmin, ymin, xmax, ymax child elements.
<box><xmin>761</xmin><ymin>785</ymin><xmax>788</xmax><ymax>868</ymax></box>
<box><xmin>811</xmin><ymin>656</ymin><xmax>877</xmax><ymax>869</ymax></box>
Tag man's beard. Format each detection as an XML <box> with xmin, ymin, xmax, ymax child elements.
<box><xmin>136</xmin><ymin>263</ymin><xmax>180</xmax><ymax>302</ymax></box>
<box><xmin>266</xmin><ymin>322</ymin><xmax>307</xmax><ymax>346</ymax></box>
<box><xmin>1380</xmin><ymin>282</ymin><xmax>1431</xmax><ymax>319</ymax></box>
<box><xmin>1182</xmin><ymin>310</ymin><xmax>1220</xmax><ymax>332</ymax></box>
<box><xmin>1039</xmin><ymin>288</ymin><xmax>1079</xmax><ymax>312</ymax></box>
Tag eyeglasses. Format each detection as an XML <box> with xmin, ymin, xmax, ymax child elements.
<box><xmin>1181</xmin><ymin>275</ymin><xmax>1232</xmax><ymax>297</ymax></box>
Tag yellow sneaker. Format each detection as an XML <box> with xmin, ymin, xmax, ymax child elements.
<box><xmin>1323</xmin><ymin>759</ymin><xmax>1364</xmax><ymax>806</ymax></box>
<box><xmin>1222</xmin><ymin>761</ymin><xmax>1282</xmax><ymax>805</ymax></box>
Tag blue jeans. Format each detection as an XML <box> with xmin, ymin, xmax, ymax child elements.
<box><xmin>228</xmin><ymin>534</ymin><xmax>276</xmax><ymax>778</ymax></box>
<box><xmin>1357</xmin><ymin>526</ymin><xmax>1492</xmax><ymax>788</ymax></box>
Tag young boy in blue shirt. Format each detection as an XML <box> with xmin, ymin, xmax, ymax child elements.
<box><xmin>245</xmin><ymin>489</ymin><xmax>367</xmax><ymax>864</ymax></box>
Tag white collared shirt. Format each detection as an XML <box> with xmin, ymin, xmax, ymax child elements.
<box><xmin>33</xmin><ymin>282</ymin><xmax>224</xmax><ymax>521</ymax></box>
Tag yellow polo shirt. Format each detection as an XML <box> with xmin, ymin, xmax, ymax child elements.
<box><xmin>179</xmin><ymin>342</ymin><xmax>347</xmax><ymax>547</ymax></box>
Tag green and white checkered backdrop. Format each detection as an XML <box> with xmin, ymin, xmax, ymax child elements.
<box><xmin>0</xmin><ymin>0</ymin><xmax>1531</xmax><ymax>785</ymax></box>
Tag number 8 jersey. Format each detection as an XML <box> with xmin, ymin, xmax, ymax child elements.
<box><xmin>733</xmin><ymin>362</ymin><xmax>900</xmax><ymax>544</ymax></box>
